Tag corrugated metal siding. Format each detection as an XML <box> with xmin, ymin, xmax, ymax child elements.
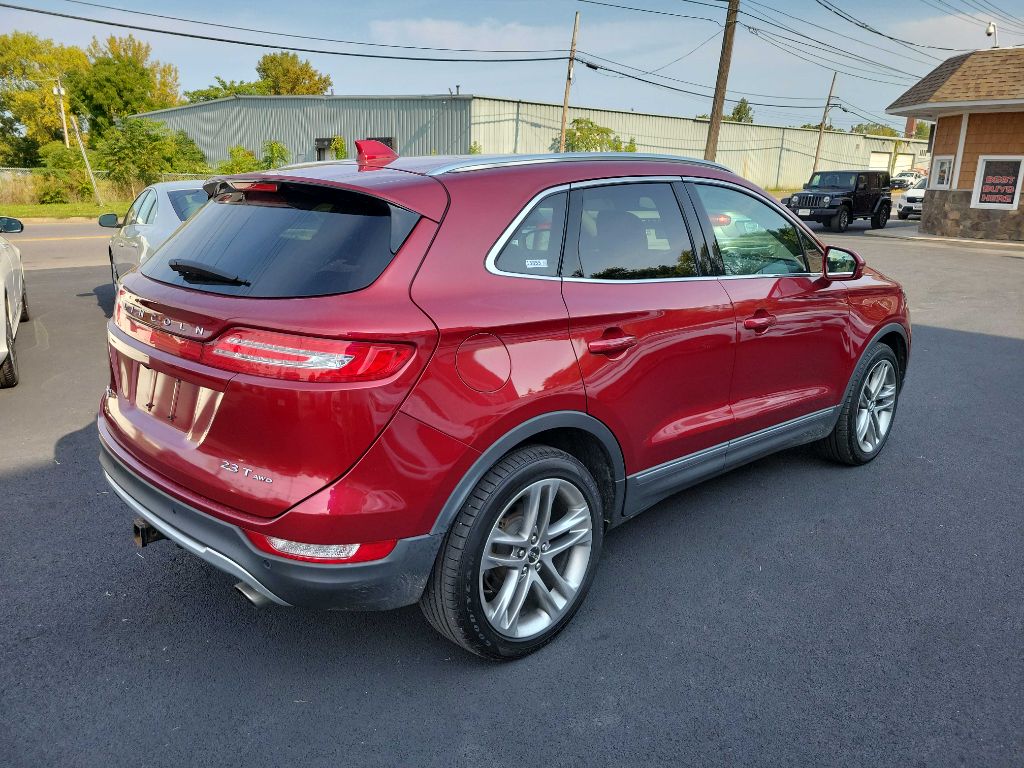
<box><xmin>136</xmin><ymin>95</ymin><xmax>928</xmax><ymax>189</ymax></box>
<box><xmin>470</xmin><ymin>97</ymin><xmax>929</xmax><ymax>188</ymax></box>
<box><xmin>137</xmin><ymin>95</ymin><xmax>473</xmax><ymax>165</ymax></box>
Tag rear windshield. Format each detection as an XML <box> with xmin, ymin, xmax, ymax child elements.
<box><xmin>167</xmin><ymin>188</ymin><xmax>208</xmax><ymax>222</ymax></box>
<box><xmin>141</xmin><ymin>183</ymin><xmax>419</xmax><ymax>298</ymax></box>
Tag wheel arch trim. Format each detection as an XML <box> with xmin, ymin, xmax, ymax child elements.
<box><xmin>429</xmin><ymin>410</ymin><xmax>626</xmax><ymax>537</ymax></box>
<box><xmin>839</xmin><ymin>321</ymin><xmax>910</xmax><ymax>409</ymax></box>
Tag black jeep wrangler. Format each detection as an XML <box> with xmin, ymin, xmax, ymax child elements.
<box><xmin>784</xmin><ymin>170</ymin><xmax>891</xmax><ymax>232</ymax></box>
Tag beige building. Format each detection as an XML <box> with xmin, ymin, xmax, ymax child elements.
<box><xmin>888</xmin><ymin>47</ymin><xmax>1024</xmax><ymax>241</ymax></box>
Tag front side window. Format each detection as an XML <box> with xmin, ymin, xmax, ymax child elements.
<box><xmin>494</xmin><ymin>192</ymin><xmax>567</xmax><ymax>277</ymax></box>
<box><xmin>692</xmin><ymin>184</ymin><xmax>808</xmax><ymax>277</ymax></box>
<box><xmin>571</xmin><ymin>183</ymin><xmax>697</xmax><ymax>280</ymax></box>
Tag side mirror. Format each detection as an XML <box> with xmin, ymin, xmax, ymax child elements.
<box><xmin>0</xmin><ymin>217</ymin><xmax>24</xmax><ymax>234</ymax></box>
<box><xmin>98</xmin><ymin>213</ymin><xmax>120</xmax><ymax>228</ymax></box>
<box><xmin>824</xmin><ymin>245</ymin><xmax>865</xmax><ymax>281</ymax></box>
<box><xmin>780</xmin><ymin>196</ymin><xmax>791</xmax><ymax>206</ymax></box>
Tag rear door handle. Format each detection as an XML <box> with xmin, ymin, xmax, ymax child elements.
<box><xmin>743</xmin><ymin>314</ymin><xmax>777</xmax><ymax>332</ymax></box>
<box><xmin>588</xmin><ymin>335</ymin><xmax>637</xmax><ymax>355</ymax></box>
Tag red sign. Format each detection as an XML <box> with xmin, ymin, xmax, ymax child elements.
<box><xmin>977</xmin><ymin>159</ymin><xmax>1022</xmax><ymax>206</ymax></box>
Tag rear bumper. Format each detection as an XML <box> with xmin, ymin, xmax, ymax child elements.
<box><xmin>99</xmin><ymin>439</ymin><xmax>443</xmax><ymax>611</ymax></box>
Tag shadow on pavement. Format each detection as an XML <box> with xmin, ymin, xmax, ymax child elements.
<box><xmin>2</xmin><ymin>323</ymin><xmax>1022</xmax><ymax>767</ymax></box>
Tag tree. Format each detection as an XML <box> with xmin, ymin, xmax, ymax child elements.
<box><xmin>799</xmin><ymin>121</ymin><xmax>834</xmax><ymax>130</ymax></box>
<box><xmin>558</xmin><ymin>118</ymin><xmax>637</xmax><ymax>153</ymax></box>
<box><xmin>849</xmin><ymin>122</ymin><xmax>898</xmax><ymax>137</ymax></box>
<box><xmin>85</xmin><ymin>35</ymin><xmax>180</xmax><ymax>110</ymax></box>
<box><xmin>728</xmin><ymin>98</ymin><xmax>754</xmax><ymax>124</ymax></box>
<box><xmin>96</xmin><ymin>118</ymin><xmax>208</xmax><ymax>195</ymax></box>
<box><xmin>255</xmin><ymin>52</ymin><xmax>332</xmax><ymax>95</ymax></box>
<box><xmin>184</xmin><ymin>76</ymin><xmax>269</xmax><ymax>103</ymax></box>
<box><xmin>330</xmin><ymin>135</ymin><xmax>348</xmax><ymax>159</ymax></box>
<box><xmin>914</xmin><ymin>121</ymin><xmax>931</xmax><ymax>139</ymax></box>
<box><xmin>467</xmin><ymin>141</ymin><xmax>483</xmax><ymax>155</ymax></box>
<box><xmin>216</xmin><ymin>145</ymin><xmax>262</xmax><ymax>174</ymax></box>
<box><xmin>69</xmin><ymin>56</ymin><xmax>152</xmax><ymax>138</ymax></box>
<box><xmin>261</xmin><ymin>140</ymin><xmax>290</xmax><ymax>168</ymax></box>
<box><xmin>0</xmin><ymin>31</ymin><xmax>89</xmax><ymax>155</ymax></box>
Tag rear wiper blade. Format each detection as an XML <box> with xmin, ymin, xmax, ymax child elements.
<box><xmin>168</xmin><ymin>259</ymin><xmax>250</xmax><ymax>286</ymax></box>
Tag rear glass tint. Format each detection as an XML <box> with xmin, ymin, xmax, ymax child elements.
<box><xmin>141</xmin><ymin>183</ymin><xmax>419</xmax><ymax>298</ymax></box>
<box><xmin>167</xmin><ymin>188</ymin><xmax>208</xmax><ymax>221</ymax></box>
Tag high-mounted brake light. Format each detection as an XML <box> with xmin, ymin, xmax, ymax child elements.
<box><xmin>244</xmin><ymin>531</ymin><xmax>397</xmax><ymax>564</ymax></box>
<box><xmin>355</xmin><ymin>139</ymin><xmax>398</xmax><ymax>167</ymax></box>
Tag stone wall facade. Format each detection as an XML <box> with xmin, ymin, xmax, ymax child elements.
<box><xmin>921</xmin><ymin>190</ymin><xmax>1024</xmax><ymax>241</ymax></box>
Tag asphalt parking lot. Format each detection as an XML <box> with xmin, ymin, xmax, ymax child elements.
<box><xmin>2</xmin><ymin>220</ymin><xmax>1022</xmax><ymax>767</ymax></box>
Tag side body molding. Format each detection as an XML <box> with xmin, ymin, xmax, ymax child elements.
<box><xmin>429</xmin><ymin>411</ymin><xmax>627</xmax><ymax>536</ymax></box>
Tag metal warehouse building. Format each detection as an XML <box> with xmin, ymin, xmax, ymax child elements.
<box><xmin>135</xmin><ymin>94</ymin><xmax>929</xmax><ymax>189</ymax></box>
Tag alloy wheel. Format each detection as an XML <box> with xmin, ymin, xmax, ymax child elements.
<box><xmin>856</xmin><ymin>359</ymin><xmax>897</xmax><ymax>453</ymax></box>
<box><xmin>478</xmin><ymin>478</ymin><xmax>593</xmax><ymax>639</ymax></box>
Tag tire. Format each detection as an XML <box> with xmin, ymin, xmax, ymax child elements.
<box><xmin>819</xmin><ymin>344</ymin><xmax>900</xmax><ymax>466</ymax></box>
<box><xmin>420</xmin><ymin>445</ymin><xmax>604</xmax><ymax>660</ymax></box>
<box><xmin>1</xmin><ymin>296</ymin><xmax>19</xmax><ymax>389</ymax></box>
<box><xmin>19</xmin><ymin>283</ymin><xmax>29</xmax><ymax>322</ymax></box>
<box><xmin>870</xmin><ymin>204</ymin><xmax>890</xmax><ymax>229</ymax></box>
<box><xmin>830</xmin><ymin>205</ymin><xmax>850</xmax><ymax>233</ymax></box>
<box><xmin>897</xmin><ymin>208</ymin><xmax>910</xmax><ymax>220</ymax></box>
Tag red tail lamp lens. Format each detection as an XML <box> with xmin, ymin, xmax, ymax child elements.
<box><xmin>202</xmin><ymin>329</ymin><xmax>413</xmax><ymax>383</ymax></box>
<box><xmin>245</xmin><ymin>532</ymin><xmax>397</xmax><ymax>564</ymax></box>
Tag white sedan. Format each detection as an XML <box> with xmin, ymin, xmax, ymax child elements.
<box><xmin>0</xmin><ymin>216</ymin><xmax>29</xmax><ymax>388</ymax></box>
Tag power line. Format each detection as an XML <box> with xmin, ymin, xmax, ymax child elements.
<box><xmin>58</xmin><ymin>0</ymin><xmax>572</xmax><ymax>54</ymax></box>
<box><xmin>584</xmin><ymin>0</ymin><xmax>926</xmax><ymax>82</ymax></box>
<box><xmin>813</xmin><ymin>0</ymin><xmax>974</xmax><ymax>51</ymax></box>
<box><xmin>578</xmin><ymin>0</ymin><xmax>721</xmax><ymax>25</ymax></box>
<box><xmin>748</xmin><ymin>31</ymin><xmax>917</xmax><ymax>87</ymax></box>
<box><xmin>649</xmin><ymin>28</ymin><xmax>722</xmax><ymax>72</ymax></box>
<box><xmin>0</xmin><ymin>2</ymin><xmax>568</xmax><ymax>62</ymax></box>
<box><xmin>740</xmin><ymin>0</ymin><xmax>942</xmax><ymax>64</ymax></box>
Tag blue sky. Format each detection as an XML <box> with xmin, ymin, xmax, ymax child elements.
<box><xmin>3</xmin><ymin>0</ymin><xmax>1023</xmax><ymax>130</ymax></box>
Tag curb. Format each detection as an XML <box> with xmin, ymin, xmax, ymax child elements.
<box><xmin>863</xmin><ymin>227</ymin><xmax>1024</xmax><ymax>255</ymax></box>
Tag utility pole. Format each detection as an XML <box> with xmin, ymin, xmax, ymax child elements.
<box><xmin>70</xmin><ymin>113</ymin><xmax>102</xmax><ymax>206</ymax></box>
<box><xmin>703</xmin><ymin>0</ymin><xmax>740</xmax><ymax>161</ymax></box>
<box><xmin>53</xmin><ymin>77</ymin><xmax>69</xmax><ymax>148</ymax></box>
<box><xmin>558</xmin><ymin>12</ymin><xmax>580</xmax><ymax>153</ymax></box>
<box><xmin>812</xmin><ymin>71</ymin><xmax>838</xmax><ymax>173</ymax></box>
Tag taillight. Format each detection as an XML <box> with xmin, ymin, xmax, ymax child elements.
<box><xmin>114</xmin><ymin>301</ymin><xmax>413</xmax><ymax>383</ymax></box>
<box><xmin>202</xmin><ymin>329</ymin><xmax>413</xmax><ymax>382</ymax></box>
<box><xmin>244</xmin><ymin>531</ymin><xmax>397</xmax><ymax>564</ymax></box>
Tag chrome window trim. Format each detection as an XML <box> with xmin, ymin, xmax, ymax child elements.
<box><xmin>431</xmin><ymin>153</ymin><xmax>731</xmax><ymax>176</ymax></box>
<box><xmin>484</xmin><ymin>175</ymin><xmax>817</xmax><ymax>285</ymax></box>
<box><xmin>683</xmin><ymin>176</ymin><xmax>818</xmax><ymax>279</ymax></box>
<box><xmin>484</xmin><ymin>184</ymin><xmax>570</xmax><ymax>281</ymax></box>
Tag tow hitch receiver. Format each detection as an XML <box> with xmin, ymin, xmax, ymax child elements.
<box><xmin>133</xmin><ymin>517</ymin><xmax>166</xmax><ymax>548</ymax></box>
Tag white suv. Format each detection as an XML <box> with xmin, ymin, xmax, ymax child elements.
<box><xmin>897</xmin><ymin>178</ymin><xmax>927</xmax><ymax>220</ymax></box>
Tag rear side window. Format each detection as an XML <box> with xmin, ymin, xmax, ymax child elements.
<box><xmin>494</xmin><ymin>192</ymin><xmax>567</xmax><ymax>277</ymax></box>
<box><xmin>137</xmin><ymin>190</ymin><xmax>158</xmax><ymax>225</ymax></box>
<box><xmin>167</xmin><ymin>188</ymin><xmax>208</xmax><ymax>222</ymax></box>
<box><xmin>571</xmin><ymin>183</ymin><xmax>697</xmax><ymax>280</ymax></box>
<box><xmin>141</xmin><ymin>183</ymin><xmax>420</xmax><ymax>298</ymax></box>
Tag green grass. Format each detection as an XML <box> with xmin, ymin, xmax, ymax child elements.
<box><xmin>2</xmin><ymin>200</ymin><xmax>133</xmax><ymax>220</ymax></box>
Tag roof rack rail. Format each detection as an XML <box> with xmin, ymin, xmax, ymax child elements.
<box><xmin>427</xmin><ymin>152</ymin><xmax>732</xmax><ymax>176</ymax></box>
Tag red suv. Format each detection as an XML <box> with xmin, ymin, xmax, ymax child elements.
<box><xmin>98</xmin><ymin>142</ymin><xmax>910</xmax><ymax>659</ymax></box>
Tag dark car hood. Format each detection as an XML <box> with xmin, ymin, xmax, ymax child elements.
<box><xmin>798</xmin><ymin>187</ymin><xmax>852</xmax><ymax>194</ymax></box>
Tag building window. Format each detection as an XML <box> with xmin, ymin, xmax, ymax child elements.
<box><xmin>970</xmin><ymin>155</ymin><xmax>1024</xmax><ymax>211</ymax></box>
<box><xmin>930</xmin><ymin>155</ymin><xmax>953</xmax><ymax>190</ymax></box>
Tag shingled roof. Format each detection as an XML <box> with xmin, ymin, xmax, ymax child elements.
<box><xmin>888</xmin><ymin>48</ymin><xmax>1024</xmax><ymax>117</ymax></box>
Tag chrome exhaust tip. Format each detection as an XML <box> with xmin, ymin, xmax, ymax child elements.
<box><xmin>234</xmin><ymin>581</ymin><xmax>274</xmax><ymax>609</ymax></box>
